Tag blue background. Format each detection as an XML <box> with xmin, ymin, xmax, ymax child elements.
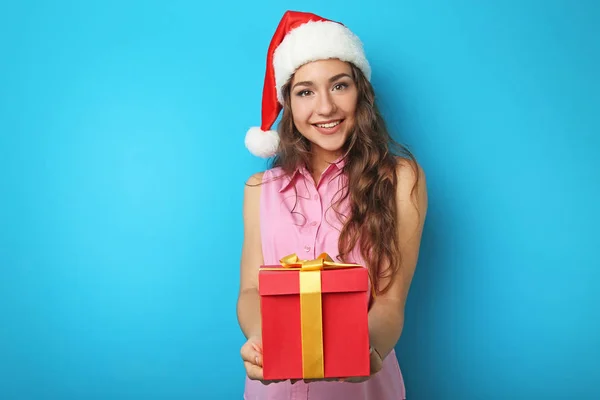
<box><xmin>1</xmin><ymin>1</ymin><xmax>598</xmax><ymax>399</ymax></box>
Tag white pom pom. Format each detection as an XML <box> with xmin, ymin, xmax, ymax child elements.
<box><xmin>245</xmin><ymin>127</ymin><xmax>279</xmax><ymax>158</ymax></box>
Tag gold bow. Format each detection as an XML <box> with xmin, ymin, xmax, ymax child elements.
<box><xmin>280</xmin><ymin>252</ymin><xmax>361</xmax><ymax>271</ymax></box>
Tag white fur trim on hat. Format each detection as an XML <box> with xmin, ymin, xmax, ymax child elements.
<box><xmin>273</xmin><ymin>20</ymin><xmax>371</xmax><ymax>104</ymax></box>
<box><xmin>245</xmin><ymin>127</ymin><xmax>280</xmax><ymax>158</ymax></box>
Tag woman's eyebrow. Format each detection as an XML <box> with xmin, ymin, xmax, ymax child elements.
<box><xmin>292</xmin><ymin>73</ymin><xmax>352</xmax><ymax>90</ymax></box>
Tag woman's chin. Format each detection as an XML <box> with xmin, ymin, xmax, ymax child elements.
<box><xmin>309</xmin><ymin>142</ymin><xmax>346</xmax><ymax>158</ymax></box>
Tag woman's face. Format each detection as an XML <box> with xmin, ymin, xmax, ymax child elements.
<box><xmin>289</xmin><ymin>59</ymin><xmax>358</xmax><ymax>159</ymax></box>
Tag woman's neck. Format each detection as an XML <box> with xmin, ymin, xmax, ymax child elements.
<box><xmin>308</xmin><ymin>147</ymin><xmax>342</xmax><ymax>185</ymax></box>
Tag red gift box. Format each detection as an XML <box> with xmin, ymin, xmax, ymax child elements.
<box><xmin>258</xmin><ymin>253</ymin><xmax>371</xmax><ymax>380</ymax></box>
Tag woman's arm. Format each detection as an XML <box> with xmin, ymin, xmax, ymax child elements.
<box><xmin>368</xmin><ymin>158</ymin><xmax>428</xmax><ymax>359</ymax></box>
<box><xmin>236</xmin><ymin>172</ymin><xmax>265</xmax><ymax>340</ymax></box>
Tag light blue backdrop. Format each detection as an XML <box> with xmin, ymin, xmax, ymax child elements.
<box><xmin>1</xmin><ymin>1</ymin><xmax>598</xmax><ymax>399</ymax></box>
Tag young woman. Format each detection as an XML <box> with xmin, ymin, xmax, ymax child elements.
<box><xmin>237</xmin><ymin>11</ymin><xmax>428</xmax><ymax>400</ymax></box>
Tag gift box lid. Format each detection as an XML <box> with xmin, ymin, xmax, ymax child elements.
<box><xmin>258</xmin><ymin>266</ymin><xmax>368</xmax><ymax>296</ymax></box>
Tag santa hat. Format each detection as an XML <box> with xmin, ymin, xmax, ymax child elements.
<box><xmin>245</xmin><ymin>10</ymin><xmax>372</xmax><ymax>158</ymax></box>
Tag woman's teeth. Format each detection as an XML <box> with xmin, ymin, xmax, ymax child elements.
<box><xmin>315</xmin><ymin>121</ymin><xmax>341</xmax><ymax>128</ymax></box>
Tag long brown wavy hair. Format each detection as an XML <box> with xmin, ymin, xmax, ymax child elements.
<box><xmin>268</xmin><ymin>62</ymin><xmax>419</xmax><ymax>295</ymax></box>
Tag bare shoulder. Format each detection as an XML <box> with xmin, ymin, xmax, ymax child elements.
<box><xmin>245</xmin><ymin>171</ymin><xmax>265</xmax><ymax>187</ymax></box>
<box><xmin>395</xmin><ymin>157</ymin><xmax>425</xmax><ymax>187</ymax></box>
<box><xmin>395</xmin><ymin>156</ymin><xmax>428</xmax><ymax>220</ymax></box>
<box><xmin>243</xmin><ymin>171</ymin><xmax>264</xmax><ymax>218</ymax></box>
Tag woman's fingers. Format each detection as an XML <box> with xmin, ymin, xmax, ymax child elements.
<box><xmin>251</xmin><ymin>342</ymin><xmax>263</xmax><ymax>353</ymax></box>
<box><xmin>369</xmin><ymin>346</ymin><xmax>383</xmax><ymax>374</ymax></box>
<box><xmin>244</xmin><ymin>361</ymin><xmax>282</xmax><ymax>385</ymax></box>
<box><xmin>241</xmin><ymin>340</ymin><xmax>266</xmax><ymax>382</ymax></box>
<box><xmin>241</xmin><ymin>343</ymin><xmax>260</xmax><ymax>365</ymax></box>
<box><xmin>244</xmin><ymin>361</ymin><xmax>264</xmax><ymax>381</ymax></box>
<box><xmin>242</xmin><ymin>338</ymin><xmax>288</xmax><ymax>385</ymax></box>
<box><xmin>244</xmin><ymin>362</ymin><xmax>286</xmax><ymax>386</ymax></box>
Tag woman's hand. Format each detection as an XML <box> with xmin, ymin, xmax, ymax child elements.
<box><xmin>342</xmin><ymin>346</ymin><xmax>384</xmax><ymax>383</ymax></box>
<box><xmin>240</xmin><ymin>335</ymin><xmax>285</xmax><ymax>385</ymax></box>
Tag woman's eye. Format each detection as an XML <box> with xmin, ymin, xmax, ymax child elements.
<box><xmin>333</xmin><ymin>83</ymin><xmax>348</xmax><ymax>91</ymax></box>
<box><xmin>296</xmin><ymin>90</ymin><xmax>312</xmax><ymax>97</ymax></box>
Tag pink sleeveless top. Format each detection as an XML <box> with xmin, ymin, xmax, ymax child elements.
<box><xmin>243</xmin><ymin>158</ymin><xmax>406</xmax><ymax>400</ymax></box>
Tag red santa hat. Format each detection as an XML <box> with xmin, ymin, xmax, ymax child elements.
<box><xmin>245</xmin><ymin>10</ymin><xmax>372</xmax><ymax>158</ymax></box>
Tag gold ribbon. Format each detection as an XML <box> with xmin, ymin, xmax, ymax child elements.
<box><xmin>299</xmin><ymin>269</ymin><xmax>324</xmax><ymax>378</ymax></box>
<box><xmin>260</xmin><ymin>253</ymin><xmax>363</xmax><ymax>379</ymax></box>
<box><xmin>279</xmin><ymin>252</ymin><xmax>361</xmax><ymax>271</ymax></box>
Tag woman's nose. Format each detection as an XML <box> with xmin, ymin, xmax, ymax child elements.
<box><xmin>316</xmin><ymin>92</ymin><xmax>335</xmax><ymax>115</ymax></box>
